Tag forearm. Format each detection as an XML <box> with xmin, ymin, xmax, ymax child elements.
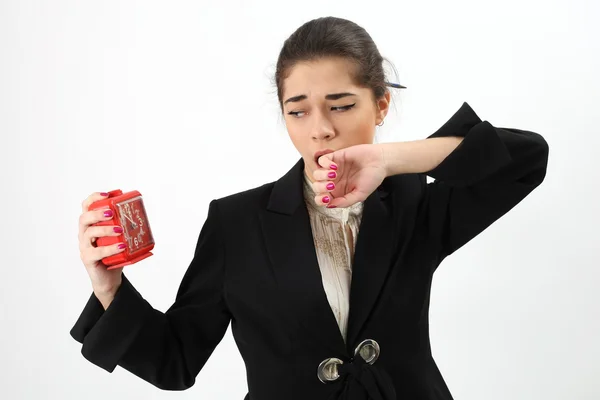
<box><xmin>379</xmin><ymin>137</ymin><xmax>464</xmax><ymax>177</ymax></box>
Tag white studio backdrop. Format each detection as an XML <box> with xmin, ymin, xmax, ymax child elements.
<box><xmin>1</xmin><ymin>0</ymin><xmax>598</xmax><ymax>399</ymax></box>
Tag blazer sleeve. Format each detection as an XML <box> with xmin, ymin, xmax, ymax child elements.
<box><xmin>69</xmin><ymin>199</ymin><xmax>231</xmax><ymax>390</ymax></box>
<box><xmin>422</xmin><ymin>102</ymin><xmax>549</xmax><ymax>264</ymax></box>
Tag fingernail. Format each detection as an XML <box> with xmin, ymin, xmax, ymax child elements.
<box><xmin>322</xmin><ymin>196</ymin><xmax>330</xmax><ymax>203</ymax></box>
<box><xmin>100</xmin><ymin>192</ymin><xmax>109</xmax><ymax>196</ymax></box>
<box><xmin>104</xmin><ymin>210</ymin><xmax>113</xmax><ymax>218</ymax></box>
<box><xmin>118</xmin><ymin>243</ymin><xmax>127</xmax><ymax>249</ymax></box>
<box><xmin>328</xmin><ymin>171</ymin><xmax>337</xmax><ymax>179</ymax></box>
<box><xmin>326</xmin><ymin>182</ymin><xmax>335</xmax><ymax>190</ymax></box>
<box><xmin>113</xmin><ymin>227</ymin><xmax>123</xmax><ymax>233</ymax></box>
<box><xmin>326</xmin><ymin>205</ymin><xmax>337</xmax><ymax>208</ymax></box>
<box><xmin>330</xmin><ymin>164</ymin><xmax>338</xmax><ymax>170</ymax></box>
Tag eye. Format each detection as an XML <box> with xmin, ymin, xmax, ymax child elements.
<box><xmin>331</xmin><ymin>103</ymin><xmax>356</xmax><ymax>112</ymax></box>
<box><xmin>287</xmin><ymin>103</ymin><xmax>356</xmax><ymax>118</ymax></box>
<box><xmin>287</xmin><ymin>111</ymin><xmax>306</xmax><ymax>118</ymax></box>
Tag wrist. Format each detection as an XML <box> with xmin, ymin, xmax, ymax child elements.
<box><xmin>92</xmin><ymin>279</ymin><xmax>121</xmax><ymax>299</ymax></box>
<box><xmin>94</xmin><ymin>291</ymin><xmax>116</xmax><ymax>311</ymax></box>
<box><xmin>380</xmin><ymin>137</ymin><xmax>464</xmax><ymax>177</ymax></box>
<box><xmin>379</xmin><ymin>142</ymin><xmax>410</xmax><ymax>177</ymax></box>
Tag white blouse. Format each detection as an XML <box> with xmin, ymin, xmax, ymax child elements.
<box><xmin>302</xmin><ymin>172</ymin><xmax>364</xmax><ymax>343</ymax></box>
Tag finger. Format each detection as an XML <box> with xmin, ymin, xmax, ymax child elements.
<box><xmin>80</xmin><ymin>242</ymin><xmax>127</xmax><ymax>266</ymax></box>
<box><xmin>313</xmin><ymin>169</ymin><xmax>338</xmax><ymax>182</ymax></box>
<box><xmin>313</xmin><ymin>193</ymin><xmax>334</xmax><ymax>207</ymax></box>
<box><xmin>80</xmin><ymin>208</ymin><xmax>115</xmax><ymax>227</ymax></box>
<box><xmin>81</xmin><ymin>192</ymin><xmax>110</xmax><ymax>213</ymax></box>
<box><xmin>326</xmin><ymin>190</ymin><xmax>365</xmax><ymax>209</ymax></box>
<box><xmin>311</xmin><ymin>180</ymin><xmax>336</xmax><ymax>194</ymax></box>
<box><xmin>80</xmin><ymin>225</ymin><xmax>124</xmax><ymax>250</ymax></box>
<box><xmin>317</xmin><ymin>154</ymin><xmax>338</xmax><ymax>171</ymax></box>
<box><xmin>78</xmin><ymin>208</ymin><xmax>117</xmax><ymax>247</ymax></box>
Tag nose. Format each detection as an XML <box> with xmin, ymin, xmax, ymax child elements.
<box><xmin>310</xmin><ymin>112</ymin><xmax>335</xmax><ymax>141</ymax></box>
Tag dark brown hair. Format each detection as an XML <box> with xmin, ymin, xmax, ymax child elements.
<box><xmin>274</xmin><ymin>17</ymin><xmax>400</xmax><ymax>111</ymax></box>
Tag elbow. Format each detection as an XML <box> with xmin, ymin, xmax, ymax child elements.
<box><xmin>519</xmin><ymin>131</ymin><xmax>549</xmax><ymax>188</ymax></box>
<box><xmin>531</xmin><ymin>133</ymin><xmax>549</xmax><ymax>186</ymax></box>
<box><xmin>154</xmin><ymin>380</ymin><xmax>195</xmax><ymax>391</ymax></box>
<box><xmin>146</xmin><ymin>366</ymin><xmax>197</xmax><ymax>391</ymax></box>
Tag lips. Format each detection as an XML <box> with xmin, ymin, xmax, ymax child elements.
<box><xmin>314</xmin><ymin>149</ymin><xmax>335</xmax><ymax>164</ymax></box>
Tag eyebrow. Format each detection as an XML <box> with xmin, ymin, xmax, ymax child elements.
<box><xmin>283</xmin><ymin>92</ymin><xmax>356</xmax><ymax>105</ymax></box>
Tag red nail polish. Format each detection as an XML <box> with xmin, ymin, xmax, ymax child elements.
<box><xmin>328</xmin><ymin>171</ymin><xmax>337</xmax><ymax>179</ymax></box>
<box><xmin>104</xmin><ymin>210</ymin><xmax>113</xmax><ymax>218</ymax></box>
<box><xmin>322</xmin><ymin>196</ymin><xmax>330</xmax><ymax>203</ymax></box>
<box><xmin>326</xmin><ymin>205</ymin><xmax>337</xmax><ymax>208</ymax></box>
<box><xmin>100</xmin><ymin>192</ymin><xmax>109</xmax><ymax>196</ymax></box>
<box><xmin>118</xmin><ymin>243</ymin><xmax>127</xmax><ymax>249</ymax></box>
<box><xmin>326</xmin><ymin>183</ymin><xmax>335</xmax><ymax>190</ymax></box>
<box><xmin>330</xmin><ymin>164</ymin><xmax>338</xmax><ymax>170</ymax></box>
<box><xmin>113</xmin><ymin>227</ymin><xmax>124</xmax><ymax>233</ymax></box>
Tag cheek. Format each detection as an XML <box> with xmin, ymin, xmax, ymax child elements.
<box><xmin>346</xmin><ymin>114</ymin><xmax>375</xmax><ymax>143</ymax></box>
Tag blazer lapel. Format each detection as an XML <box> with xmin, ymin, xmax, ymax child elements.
<box><xmin>345</xmin><ymin>179</ymin><xmax>399</xmax><ymax>350</ymax></box>
<box><xmin>259</xmin><ymin>158</ymin><xmax>348</xmax><ymax>357</ymax></box>
<box><xmin>259</xmin><ymin>158</ymin><xmax>401</xmax><ymax>357</ymax></box>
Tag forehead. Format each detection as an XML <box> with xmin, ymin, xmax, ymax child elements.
<box><xmin>283</xmin><ymin>57</ymin><xmax>363</xmax><ymax>99</ymax></box>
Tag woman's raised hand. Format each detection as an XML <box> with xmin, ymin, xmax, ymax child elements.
<box><xmin>78</xmin><ymin>192</ymin><xmax>126</xmax><ymax>296</ymax></box>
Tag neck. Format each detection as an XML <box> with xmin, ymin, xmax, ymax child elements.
<box><xmin>303</xmin><ymin>166</ymin><xmax>315</xmax><ymax>183</ymax></box>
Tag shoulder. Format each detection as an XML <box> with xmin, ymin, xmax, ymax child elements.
<box><xmin>211</xmin><ymin>180</ymin><xmax>276</xmax><ymax>219</ymax></box>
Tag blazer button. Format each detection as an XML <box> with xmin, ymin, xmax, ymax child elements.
<box><xmin>354</xmin><ymin>339</ymin><xmax>380</xmax><ymax>365</ymax></box>
<box><xmin>317</xmin><ymin>357</ymin><xmax>343</xmax><ymax>383</ymax></box>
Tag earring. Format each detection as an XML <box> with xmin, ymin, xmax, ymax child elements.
<box><xmin>377</xmin><ymin>120</ymin><xmax>385</xmax><ymax>127</ymax></box>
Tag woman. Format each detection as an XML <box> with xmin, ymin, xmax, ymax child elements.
<box><xmin>72</xmin><ymin>16</ymin><xmax>549</xmax><ymax>400</ymax></box>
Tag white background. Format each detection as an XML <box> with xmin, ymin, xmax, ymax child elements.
<box><xmin>1</xmin><ymin>0</ymin><xmax>598</xmax><ymax>399</ymax></box>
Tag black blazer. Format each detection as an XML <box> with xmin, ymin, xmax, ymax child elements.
<box><xmin>70</xmin><ymin>102</ymin><xmax>549</xmax><ymax>400</ymax></box>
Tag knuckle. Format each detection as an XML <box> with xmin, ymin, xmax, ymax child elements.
<box><xmin>91</xmin><ymin>246</ymin><xmax>105</xmax><ymax>260</ymax></box>
<box><xmin>89</xmin><ymin>226</ymin><xmax>107</xmax><ymax>239</ymax></box>
<box><xmin>79</xmin><ymin>218</ymin><xmax>88</xmax><ymax>231</ymax></box>
<box><xmin>82</xmin><ymin>192</ymin><xmax>102</xmax><ymax>212</ymax></box>
<box><xmin>101</xmin><ymin>245</ymin><xmax>117</xmax><ymax>257</ymax></box>
<box><xmin>82</xmin><ymin>197</ymin><xmax>92</xmax><ymax>210</ymax></box>
<box><xmin>81</xmin><ymin>211</ymin><xmax>95</xmax><ymax>226</ymax></box>
<box><xmin>82</xmin><ymin>225</ymin><xmax>93</xmax><ymax>239</ymax></box>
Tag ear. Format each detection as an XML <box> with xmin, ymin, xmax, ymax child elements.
<box><xmin>375</xmin><ymin>91</ymin><xmax>391</xmax><ymax>125</ymax></box>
